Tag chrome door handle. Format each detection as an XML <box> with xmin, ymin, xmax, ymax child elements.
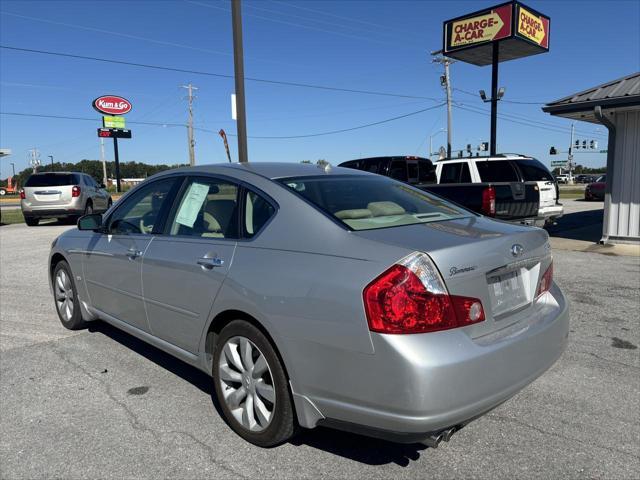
<box><xmin>197</xmin><ymin>257</ymin><xmax>224</xmax><ymax>269</ymax></box>
<box><xmin>126</xmin><ymin>248</ymin><xmax>143</xmax><ymax>259</ymax></box>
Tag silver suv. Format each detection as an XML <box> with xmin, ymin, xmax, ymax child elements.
<box><xmin>21</xmin><ymin>172</ymin><xmax>112</xmax><ymax>226</ymax></box>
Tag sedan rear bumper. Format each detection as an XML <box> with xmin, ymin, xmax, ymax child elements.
<box><xmin>295</xmin><ymin>283</ymin><xmax>569</xmax><ymax>438</ymax></box>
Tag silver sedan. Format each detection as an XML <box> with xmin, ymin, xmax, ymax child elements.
<box><xmin>48</xmin><ymin>162</ymin><xmax>569</xmax><ymax>447</ymax></box>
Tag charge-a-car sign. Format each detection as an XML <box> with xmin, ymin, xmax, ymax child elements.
<box><xmin>443</xmin><ymin>1</ymin><xmax>549</xmax><ymax>66</ymax></box>
<box><xmin>92</xmin><ymin>95</ymin><xmax>132</xmax><ymax>116</ymax></box>
<box><xmin>448</xmin><ymin>3</ymin><xmax>512</xmax><ymax>49</ymax></box>
<box><xmin>516</xmin><ymin>4</ymin><xmax>549</xmax><ymax>48</ymax></box>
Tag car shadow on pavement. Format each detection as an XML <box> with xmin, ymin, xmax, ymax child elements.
<box><xmin>88</xmin><ymin>321</ymin><xmax>429</xmax><ymax>466</ymax></box>
<box><xmin>88</xmin><ymin>321</ymin><xmax>213</xmax><ymax>394</ymax></box>
<box><xmin>546</xmin><ymin>208</ymin><xmax>604</xmax><ymax>243</ymax></box>
<box><xmin>290</xmin><ymin>427</ymin><xmax>428</xmax><ymax>467</ymax></box>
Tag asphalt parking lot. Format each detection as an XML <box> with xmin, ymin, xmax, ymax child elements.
<box><xmin>1</xmin><ymin>214</ymin><xmax>638</xmax><ymax>479</ymax></box>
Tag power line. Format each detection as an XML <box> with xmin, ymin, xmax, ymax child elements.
<box><xmin>195</xmin><ymin>103</ymin><xmax>445</xmax><ymax>139</ymax></box>
<box><xmin>2</xmin><ymin>103</ymin><xmax>445</xmax><ymax>139</ymax></box>
<box><xmin>0</xmin><ymin>111</ymin><xmax>185</xmax><ymax>127</ymax></box>
<box><xmin>0</xmin><ymin>45</ymin><xmax>438</xmax><ymax>101</ymax></box>
<box><xmin>453</xmin><ymin>104</ymin><xmax>607</xmax><ymax>138</ymax></box>
<box><xmin>0</xmin><ymin>11</ymin><xmax>233</xmax><ymax>58</ymax></box>
<box><xmin>454</xmin><ymin>101</ymin><xmax>608</xmax><ymax>138</ymax></box>
<box><xmin>185</xmin><ymin>0</ymin><xmax>419</xmax><ymax>50</ymax></box>
<box><xmin>453</xmin><ymin>87</ymin><xmax>545</xmax><ymax>105</ymax></box>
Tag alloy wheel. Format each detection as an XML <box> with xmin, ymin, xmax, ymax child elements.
<box><xmin>54</xmin><ymin>269</ymin><xmax>74</xmax><ymax>322</ymax></box>
<box><xmin>218</xmin><ymin>336</ymin><xmax>276</xmax><ymax>432</ymax></box>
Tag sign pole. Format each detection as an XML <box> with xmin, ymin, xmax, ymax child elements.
<box><xmin>490</xmin><ymin>42</ymin><xmax>499</xmax><ymax>156</ymax></box>
<box><xmin>231</xmin><ymin>0</ymin><xmax>249</xmax><ymax>163</ymax></box>
<box><xmin>113</xmin><ymin>137</ymin><xmax>121</xmax><ymax>193</ymax></box>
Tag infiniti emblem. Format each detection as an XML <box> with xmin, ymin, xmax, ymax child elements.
<box><xmin>511</xmin><ymin>244</ymin><xmax>524</xmax><ymax>257</ymax></box>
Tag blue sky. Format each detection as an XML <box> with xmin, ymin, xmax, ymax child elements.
<box><xmin>1</xmin><ymin>0</ymin><xmax>639</xmax><ymax>178</ymax></box>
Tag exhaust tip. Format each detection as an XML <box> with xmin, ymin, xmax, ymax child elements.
<box><xmin>421</xmin><ymin>426</ymin><xmax>460</xmax><ymax>447</ymax></box>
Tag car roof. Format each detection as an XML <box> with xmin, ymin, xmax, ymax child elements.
<box><xmin>168</xmin><ymin>162</ymin><xmax>372</xmax><ymax>180</ymax></box>
<box><xmin>437</xmin><ymin>154</ymin><xmax>533</xmax><ymax>163</ymax></box>
<box><xmin>30</xmin><ymin>171</ymin><xmax>79</xmax><ymax>175</ymax></box>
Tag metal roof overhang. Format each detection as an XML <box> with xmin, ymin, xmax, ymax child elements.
<box><xmin>543</xmin><ymin>95</ymin><xmax>640</xmax><ymax>123</ymax></box>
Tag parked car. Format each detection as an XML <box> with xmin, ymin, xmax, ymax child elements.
<box><xmin>585</xmin><ymin>174</ymin><xmax>606</xmax><ymax>201</ymax></box>
<box><xmin>340</xmin><ymin>155</ymin><xmax>562</xmax><ymax>226</ymax></box>
<box><xmin>21</xmin><ymin>172</ymin><xmax>112</xmax><ymax>226</ymax></box>
<box><xmin>49</xmin><ymin>162</ymin><xmax>569</xmax><ymax>448</ymax></box>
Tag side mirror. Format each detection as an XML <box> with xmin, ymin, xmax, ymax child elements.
<box><xmin>77</xmin><ymin>213</ymin><xmax>103</xmax><ymax>231</ymax></box>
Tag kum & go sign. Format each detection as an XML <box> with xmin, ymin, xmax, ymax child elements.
<box><xmin>92</xmin><ymin>95</ymin><xmax>132</xmax><ymax>115</ymax></box>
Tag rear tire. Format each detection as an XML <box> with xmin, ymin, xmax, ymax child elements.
<box><xmin>213</xmin><ymin>320</ymin><xmax>297</xmax><ymax>447</ymax></box>
<box><xmin>25</xmin><ymin>217</ymin><xmax>39</xmax><ymax>226</ymax></box>
<box><xmin>52</xmin><ymin>260</ymin><xmax>86</xmax><ymax>330</ymax></box>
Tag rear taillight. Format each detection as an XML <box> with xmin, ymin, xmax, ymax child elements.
<box><xmin>19</xmin><ymin>189</ymin><xmax>25</xmax><ymax>199</ymax></box>
<box><xmin>363</xmin><ymin>252</ymin><xmax>485</xmax><ymax>334</ymax></box>
<box><xmin>536</xmin><ymin>261</ymin><xmax>554</xmax><ymax>298</ymax></box>
<box><xmin>72</xmin><ymin>185</ymin><xmax>81</xmax><ymax>197</ymax></box>
<box><xmin>482</xmin><ymin>186</ymin><xmax>496</xmax><ymax>217</ymax></box>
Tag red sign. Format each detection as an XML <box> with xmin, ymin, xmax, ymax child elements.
<box><xmin>448</xmin><ymin>4</ymin><xmax>512</xmax><ymax>49</ymax></box>
<box><xmin>92</xmin><ymin>95</ymin><xmax>132</xmax><ymax>115</ymax></box>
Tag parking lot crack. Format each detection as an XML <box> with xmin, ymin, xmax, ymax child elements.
<box><xmin>51</xmin><ymin>347</ymin><xmax>162</xmax><ymax>442</ymax></box>
<box><xmin>487</xmin><ymin>414</ymin><xmax>638</xmax><ymax>458</ymax></box>
<box><xmin>166</xmin><ymin>430</ymin><xmax>248</xmax><ymax>478</ymax></box>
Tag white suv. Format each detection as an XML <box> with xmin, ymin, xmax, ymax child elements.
<box><xmin>435</xmin><ymin>155</ymin><xmax>563</xmax><ymax>226</ymax></box>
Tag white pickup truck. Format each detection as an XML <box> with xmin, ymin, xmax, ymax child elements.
<box><xmin>434</xmin><ymin>154</ymin><xmax>564</xmax><ymax>226</ymax></box>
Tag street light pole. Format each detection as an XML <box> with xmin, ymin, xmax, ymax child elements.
<box><xmin>429</xmin><ymin>128</ymin><xmax>447</xmax><ymax>159</ymax></box>
<box><xmin>231</xmin><ymin>0</ymin><xmax>249</xmax><ymax>163</ymax></box>
<box><xmin>10</xmin><ymin>162</ymin><xmax>15</xmax><ymax>178</ymax></box>
<box><xmin>48</xmin><ymin>155</ymin><xmax>54</xmax><ymax>171</ymax></box>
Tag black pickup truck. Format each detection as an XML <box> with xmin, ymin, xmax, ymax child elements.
<box><xmin>339</xmin><ymin>156</ymin><xmax>547</xmax><ymax>225</ymax></box>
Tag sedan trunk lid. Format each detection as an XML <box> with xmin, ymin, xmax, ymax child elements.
<box><xmin>354</xmin><ymin>216</ymin><xmax>552</xmax><ymax>338</ymax></box>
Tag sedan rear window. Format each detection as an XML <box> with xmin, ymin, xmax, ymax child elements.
<box><xmin>279</xmin><ymin>175</ymin><xmax>469</xmax><ymax>231</ymax></box>
<box><xmin>25</xmin><ymin>173</ymin><xmax>80</xmax><ymax>187</ymax></box>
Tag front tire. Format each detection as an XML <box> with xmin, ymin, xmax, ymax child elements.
<box><xmin>213</xmin><ymin>320</ymin><xmax>297</xmax><ymax>447</ymax></box>
<box><xmin>53</xmin><ymin>260</ymin><xmax>86</xmax><ymax>330</ymax></box>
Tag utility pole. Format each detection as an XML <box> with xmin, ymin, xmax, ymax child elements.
<box><xmin>100</xmin><ymin>138</ymin><xmax>107</xmax><ymax>186</ymax></box>
<box><xmin>568</xmin><ymin>123</ymin><xmax>575</xmax><ymax>185</ymax></box>
<box><xmin>231</xmin><ymin>0</ymin><xmax>249</xmax><ymax>163</ymax></box>
<box><xmin>28</xmin><ymin>148</ymin><xmax>41</xmax><ymax>173</ymax></box>
<box><xmin>181</xmin><ymin>83</ymin><xmax>198</xmax><ymax>166</ymax></box>
<box><xmin>10</xmin><ymin>162</ymin><xmax>15</xmax><ymax>178</ymax></box>
<box><xmin>432</xmin><ymin>53</ymin><xmax>454</xmax><ymax>159</ymax></box>
<box><xmin>48</xmin><ymin>155</ymin><xmax>54</xmax><ymax>171</ymax></box>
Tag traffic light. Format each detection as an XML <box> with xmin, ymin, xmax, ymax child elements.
<box><xmin>479</xmin><ymin>142</ymin><xmax>489</xmax><ymax>151</ymax></box>
<box><xmin>549</xmin><ymin>146</ymin><xmax>557</xmax><ymax>155</ymax></box>
<box><xmin>575</xmin><ymin>140</ymin><xmax>580</xmax><ymax>149</ymax></box>
<box><xmin>590</xmin><ymin>140</ymin><xmax>597</xmax><ymax>149</ymax></box>
<box><xmin>466</xmin><ymin>144</ymin><xmax>472</xmax><ymax>154</ymax></box>
<box><xmin>582</xmin><ymin>140</ymin><xmax>587</xmax><ymax>149</ymax></box>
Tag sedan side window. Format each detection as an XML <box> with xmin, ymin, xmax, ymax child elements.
<box><xmin>243</xmin><ymin>190</ymin><xmax>275</xmax><ymax>238</ymax></box>
<box><xmin>108</xmin><ymin>177</ymin><xmax>177</xmax><ymax>235</ymax></box>
<box><xmin>168</xmin><ymin>178</ymin><xmax>239</xmax><ymax>239</ymax></box>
